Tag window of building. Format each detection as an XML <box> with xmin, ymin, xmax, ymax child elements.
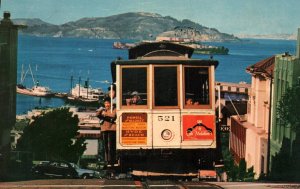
<box><xmin>184</xmin><ymin>67</ymin><xmax>210</xmax><ymax>107</ymax></box>
<box><xmin>154</xmin><ymin>66</ymin><xmax>178</xmax><ymax>107</ymax></box>
<box><xmin>121</xmin><ymin>67</ymin><xmax>147</xmax><ymax>107</ymax></box>
<box><xmin>261</xmin><ymin>155</ymin><xmax>265</xmax><ymax>174</ymax></box>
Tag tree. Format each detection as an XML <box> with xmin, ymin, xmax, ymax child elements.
<box><xmin>238</xmin><ymin>159</ymin><xmax>246</xmax><ymax>180</ymax></box>
<box><xmin>17</xmin><ymin>108</ymin><xmax>86</xmax><ymax>163</ymax></box>
<box><xmin>277</xmin><ymin>86</ymin><xmax>300</xmax><ymax>133</ymax></box>
<box><xmin>273</xmin><ymin>85</ymin><xmax>300</xmax><ymax>181</ymax></box>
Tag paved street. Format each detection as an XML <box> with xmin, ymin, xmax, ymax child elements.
<box><xmin>0</xmin><ymin>179</ymin><xmax>220</xmax><ymax>189</ymax></box>
<box><xmin>1</xmin><ymin>179</ymin><xmax>300</xmax><ymax>189</ymax></box>
<box><xmin>0</xmin><ymin>179</ymin><xmax>104</xmax><ymax>189</ymax></box>
<box><xmin>212</xmin><ymin>182</ymin><xmax>300</xmax><ymax>189</ymax></box>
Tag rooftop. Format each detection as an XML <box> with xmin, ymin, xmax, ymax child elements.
<box><xmin>246</xmin><ymin>56</ymin><xmax>275</xmax><ymax>78</ymax></box>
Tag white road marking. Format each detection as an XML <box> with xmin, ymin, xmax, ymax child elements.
<box><xmin>0</xmin><ymin>185</ymin><xmax>138</xmax><ymax>188</ymax></box>
<box><xmin>220</xmin><ymin>183</ymin><xmax>300</xmax><ymax>187</ymax></box>
<box><xmin>0</xmin><ymin>185</ymin><xmax>101</xmax><ymax>188</ymax></box>
<box><xmin>100</xmin><ymin>185</ymin><xmax>138</xmax><ymax>188</ymax></box>
<box><xmin>148</xmin><ymin>185</ymin><xmax>176</xmax><ymax>187</ymax></box>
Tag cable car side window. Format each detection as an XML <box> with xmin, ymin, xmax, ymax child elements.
<box><xmin>121</xmin><ymin>67</ymin><xmax>147</xmax><ymax>107</ymax></box>
<box><xmin>154</xmin><ymin>66</ymin><xmax>178</xmax><ymax>107</ymax></box>
<box><xmin>184</xmin><ymin>66</ymin><xmax>210</xmax><ymax>107</ymax></box>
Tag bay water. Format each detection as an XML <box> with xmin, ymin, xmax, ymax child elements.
<box><xmin>16</xmin><ymin>35</ymin><xmax>297</xmax><ymax>114</ymax></box>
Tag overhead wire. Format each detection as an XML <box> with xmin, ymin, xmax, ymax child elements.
<box><xmin>17</xmin><ymin>72</ymin><xmax>111</xmax><ymax>85</ymax></box>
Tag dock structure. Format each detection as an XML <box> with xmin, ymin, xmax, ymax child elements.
<box><xmin>53</xmin><ymin>92</ymin><xmax>68</xmax><ymax>98</ymax></box>
<box><xmin>215</xmin><ymin>81</ymin><xmax>250</xmax><ymax>129</ymax></box>
<box><xmin>19</xmin><ymin>81</ymin><xmax>251</xmax><ymax>101</ymax></box>
<box><xmin>216</xmin><ymin>81</ymin><xmax>250</xmax><ymax>96</ymax></box>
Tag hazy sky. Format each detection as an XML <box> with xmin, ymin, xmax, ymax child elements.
<box><xmin>1</xmin><ymin>0</ymin><xmax>299</xmax><ymax>35</ymax></box>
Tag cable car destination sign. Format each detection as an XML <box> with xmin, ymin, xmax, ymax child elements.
<box><xmin>121</xmin><ymin>113</ymin><xmax>147</xmax><ymax>145</ymax></box>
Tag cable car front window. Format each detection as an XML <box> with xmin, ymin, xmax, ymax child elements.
<box><xmin>122</xmin><ymin>67</ymin><xmax>147</xmax><ymax>107</ymax></box>
<box><xmin>184</xmin><ymin>67</ymin><xmax>210</xmax><ymax>107</ymax></box>
<box><xmin>154</xmin><ymin>66</ymin><xmax>178</xmax><ymax>107</ymax></box>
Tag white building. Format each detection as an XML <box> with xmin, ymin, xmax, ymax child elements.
<box><xmin>242</xmin><ymin>56</ymin><xmax>274</xmax><ymax>178</ymax></box>
<box><xmin>70</xmin><ymin>107</ymin><xmax>101</xmax><ymax>159</ymax></box>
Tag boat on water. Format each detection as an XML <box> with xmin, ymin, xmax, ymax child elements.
<box><xmin>17</xmin><ymin>84</ymin><xmax>53</xmax><ymax>97</ymax></box>
<box><xmin>67</xmin><ymin>83</ymin><xmax>104</xmax><ymax>105</ymax></box>
<box><xmin>183</xmin><ymin>42</ymin><xmax>229</xmax><ymax>55</ymax></box>
<box><xmin>16</xmin><ymin>64</ymin><xmax>53</xmax><ymax>97</ymax></box>
<box><xmin>113</xmin><ymin>41</ymin><xmax>136</xmax><ymax>49</ymax></box>
<box><xmin>113</xmin><ymin>37</ymin><xmax>229</xmax><ymax>55</ymax></box>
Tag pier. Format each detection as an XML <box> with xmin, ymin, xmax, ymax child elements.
<box><xmin>216</xmin><ymin>81</ymin><xmax>250</xmax><ymax>97</ymax></box>
<box><xmin>18</xmin><ymin>81</ymin><xmax>250</xmax><ymax>102</ymax></box>
<box><xmin>53</xmin><ymin>92</ymin><xmax>68</xmax><ymax>98</ymax></box>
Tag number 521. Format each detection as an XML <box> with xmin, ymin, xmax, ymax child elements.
<box><xmin>158</xmin><ymin>116</ymin><xmax>175</xmax><ymax>121</ymax></box>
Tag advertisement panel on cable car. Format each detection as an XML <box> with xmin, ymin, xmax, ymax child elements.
<box><xmin>182</xmin><ymin>115</ymin><xmax>215</xmax><ymax>141</ymax></box>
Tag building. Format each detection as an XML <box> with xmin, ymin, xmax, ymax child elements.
<box><xmin>246</xmin><ymin>56</ymin><xmax>274</xmax><ymax>177</ymax></box>
<box><xmin>270</xmin><ymin>28</ymin><xmax>300</xmax><ymax>177</ymax></box>
<box><xmin>69</xmin><ymin>107</ymin><xmax>101</xmax><ymax>160</ymax></box>
<box><xmin>229</xmin><ymin>28</ymin><xmax>300</xmax><ymax>179</ymax></box>
<box><xmin>216</xmin><ymin>81</ymin><xmax>250</xmax><ymax>126</ymax></box>
<box><xmin>229</xmin><ymin>56</ymin><xmax>274</xmax><ymax>178</ymax></box>
<box><xmin>230</xmin><ymin>115</ymin><xmax>247</xmax><ymax>164</ymax></box>
<box><xmin>221</xmin><ymin>101</ymin><xmax>247</xmax><ymax>126</ymax></box>
<box><xmin>0</xmin><ymin>12</ymin><xmax>22</xmax><ymax>174</ymax></box>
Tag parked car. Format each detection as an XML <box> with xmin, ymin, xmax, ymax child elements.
<box><xmin>70</xmin><ymin>163</ymin><xmax>100</xmax><ymax>179</ymax></box>
<box><xmin>31</xmin><ymin>160</ymin><xmax>78</xmax><ymax>178</ymax></box>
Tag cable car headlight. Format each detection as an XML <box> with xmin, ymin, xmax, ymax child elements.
<box><xmin>161</xmin><ymin>129</ymin><xmax>173</xmax><ymax>141</ymax></box>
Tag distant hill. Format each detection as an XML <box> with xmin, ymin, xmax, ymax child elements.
<box><xmin>236</xmin><ymin>33</ymin><xmax>297</xmax><ymax>40</ymax></box>
<box><xmin>13</xmin><ymin>12</ymin><xmax>240</xmax><ymax>42</ymax></box>
<box><xmin>13</xmin><ymin>18</ymin><xmax>61</xmax><ymax>37</ymax></box>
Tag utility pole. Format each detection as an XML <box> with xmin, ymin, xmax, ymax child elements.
<box><xmin>70</xmin><ymin>75</ymin><xmax>73</xmax><ymax>93</ymax></box>
<box><xmin>86</xmin><ymin>78</ymin><xmax>89</xmax><ymax>99</ymax></box>
<box><xmin>78</xmin><ymin>76</ymin><xmax>81</xmax><ymax>97</ymax></box>
<box><xmin>0</xmin><ymin>12</ymin><xmax>24</xmax><ymax>179</ymax></box>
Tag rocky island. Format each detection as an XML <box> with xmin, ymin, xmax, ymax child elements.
<box><xmin>13</xmin><ymin>12</ymin><xmax>240</xmax><ymax>42</ymax></box>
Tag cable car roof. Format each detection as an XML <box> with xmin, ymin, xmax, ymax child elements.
<box><xmin>110</xmin><ymin>42</ymin><xmax>219</xmax><ymax>83</ymax></box>
<box><xmin>128</xmin><ymin>42</ymin><xmax>194</xmax><ymax>59</ymax></box>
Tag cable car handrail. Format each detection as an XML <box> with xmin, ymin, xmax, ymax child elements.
<box><xmin>142</xmin><ymin>49</ymin><xmax>183</xmax><ymax>57</ymax></box>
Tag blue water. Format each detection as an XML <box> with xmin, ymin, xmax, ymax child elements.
<box><xmin>16</xmin><ymin>35</ymin><xmax>297</xmax><ymax>114</ymax></box>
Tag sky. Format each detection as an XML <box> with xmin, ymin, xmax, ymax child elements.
<box><xmin>1</xmin><ymin>0</ymin><xmax>299</xmax><ymax>35</ymax></box>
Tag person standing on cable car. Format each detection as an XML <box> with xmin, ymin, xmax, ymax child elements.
<box><xmin>96</xmin><ymin>97</ymin><xmax>116</xmax><ymax>166</ymax></box>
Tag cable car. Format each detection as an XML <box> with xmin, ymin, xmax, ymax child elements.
<box><xmin>111</xmin><ymin>42</ymin><xmax>219</xmax><ymax>178</ymax></box>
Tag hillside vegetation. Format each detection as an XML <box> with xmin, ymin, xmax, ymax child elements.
<box><xmin>14</xmin><ymin>12</ymin><xmax>239</xmax><ymax>42</ymax></box>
